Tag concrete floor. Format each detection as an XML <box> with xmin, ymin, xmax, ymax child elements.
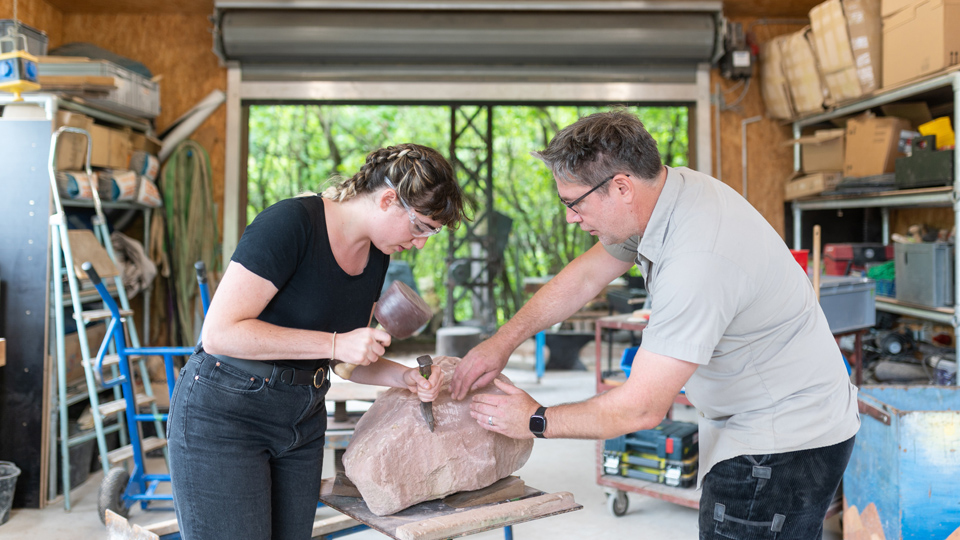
<box><xmin>1</xmin><ymin>338</ymin><xmax>842</xmax><ymax>539</ymax></box>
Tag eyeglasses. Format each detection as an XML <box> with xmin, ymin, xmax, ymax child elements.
<box><xmin>383</xmin><ymin>177</ymin><xmax>443</xmax><ymax>238</ymax></box>
<box><xmin>559</xmin><ymin>175</ymin><xmax>615</xmax><ymax>214</ymax></box>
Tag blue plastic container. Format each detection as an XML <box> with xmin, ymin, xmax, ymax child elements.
<box><xmin>620</xmin><ymin>346</ymin><xmax>639</xmax><ymax>377</ymax></box>
<box><xmin>844</xmin><ymin>386</ymin><xmax>960</xmax><ymax>539</ymax></box>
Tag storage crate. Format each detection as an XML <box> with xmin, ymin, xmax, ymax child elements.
<box><xmin>38</xmin><ymin>59</ymin><xmax>160</xmax><ymax>118</ymax></box>
<box><xmin>844</xmin><ymin>386</ymin><xmax>960</xmax><ymax>540</ymax></box>
<box><xmin>894</xmin><ymin>242</ymin><xmax>954</xmax><ymax>308</ymax></box>
<box><xmin>817</xmin><ymin>275</ymin><xmax>876</xmax><ymax>334</ymax></box>
<box><xmin>0</xmin><ymin>20</ymin><xmax>47</xmax><ymax>56</ymax></box>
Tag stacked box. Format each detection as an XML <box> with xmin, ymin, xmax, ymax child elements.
<box><xmin>603</xmin><ymin>420</ymin><xmax>699</xmax><ymax>488</ymax></box>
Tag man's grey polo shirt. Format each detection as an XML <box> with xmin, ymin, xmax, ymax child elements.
<box><xmin>605</xmin><ymin>166</ymin><xmax>859</xmax><ymax>486</ymax></box>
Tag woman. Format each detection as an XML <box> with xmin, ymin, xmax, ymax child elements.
<box><xmin>167</xmin><ymin>143</ymin><xmax>467</xmax><ymax>540</ymax></box>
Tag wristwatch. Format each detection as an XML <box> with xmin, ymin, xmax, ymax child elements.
<box><xmin>529</xmin><ymin>406</ymin><xmax>548</xmax><ymax>438</ymax></box>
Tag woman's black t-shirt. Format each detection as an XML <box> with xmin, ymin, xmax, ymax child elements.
<box><xmin>229</xmin><ymin>195</ymin><xmax>390</xmax><ymax>371</ymax></box>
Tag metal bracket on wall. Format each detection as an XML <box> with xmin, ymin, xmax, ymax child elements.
<box><xmin>858</xmin><ymin>400</ymin><xmax>891</xmax><ymax>425</ymax></box>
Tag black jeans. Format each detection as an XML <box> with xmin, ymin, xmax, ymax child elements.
<box><xmin>700</xmin><ymin>436</ymin><xmax>855</xmax><ymax>540</ymax></box>
<box><xmin>167</xmin><ymin>351</ymin><xmax>329</xmax><ymax>540</ymax></box>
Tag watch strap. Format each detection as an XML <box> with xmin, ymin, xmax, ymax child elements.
<box><xmin>531</xmin><ymin>406</ymin><xmax>547</xmax><ymax>438</ymax></box>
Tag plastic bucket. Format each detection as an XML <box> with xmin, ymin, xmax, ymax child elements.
<box><xmin>0</xmin><ymin>461</ymin><xmax>21</xmax><ymax>525</ymax></box>
<box><xmin>790</xmin><ymin>249</ymin><xmax>809</xmax><ymax>271</ymax></box>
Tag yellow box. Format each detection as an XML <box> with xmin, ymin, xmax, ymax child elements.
<box><xmin>918</xmin><ymin>116</ymin><xmax>955</xmax><ymax>149</ymax></box>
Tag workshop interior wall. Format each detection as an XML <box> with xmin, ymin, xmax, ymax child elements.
<box><xmin>3</xmin><ymin>3</ymin><xmax>939</xmax><ymax>247</ymax></box>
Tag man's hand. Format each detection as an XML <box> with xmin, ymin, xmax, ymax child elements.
<box><xmin>402</xmin><ymin>365</ymin><xmax>443</xmax><ymax>402</ymax></box>
<box><xmin>469</xmin><ymin>379</ymin><xmax>540</xmax><ymax>439</ymax></box>
<box><xmin>450</xmin><ymin>339</ymin><xmax>512</xmax><ymax>400</ymax></box>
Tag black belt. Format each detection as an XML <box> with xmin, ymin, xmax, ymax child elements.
<box><xmin>210</xmin><ymin>353</ymin><xmax>328</xmax><ymax>389</ymax></box>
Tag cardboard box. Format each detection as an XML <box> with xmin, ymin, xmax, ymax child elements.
<box><xmin>843</xmin><ymin>114</ymin><xmax>912</xmax><ymax>177</ymax></box>
<box><xmin>787</xmin><ymin>128</ymin><xmax>846</xmax><ymax>172</ymax></box>
<box><xmin>784</xmin><ymin>171</ymin><xmax>843</xmax><ymax>200</ymax></box>
<box><xmin>783</xmin><ymin>27</ymin><xmax>831</xmax><ymax>114</ymax></box>
<box><xmin>90</xmin><ymin>124</ymin><xmax>132</xmax><ymax>169</ymax></box>
<box><xmin>809</xmin><ymin>0</ymin><xmax>882</xmax><ymax>102</ymax></box>
<box><xmin>62</xmin><ymin>324</ymin><xmax>108</xmax><ymax>385</ymax></box>
<box><xmin>128</xmin><ymin>131</ymin><xmax>161</xmax><ymax>156</ymax></box>
<box><xmin>760</xmin><ymin>35</ymin><xmax>795</xmax><ymax>119</ymax></box>
<box><xmin>882</xmin><ymin>0</ymin><xmax>960</xmax><ymax>88</ymax></box>
<box><xmin>55</xmin><ymin>111</ymin><xmax>95</xmax><ymax>170</ymax></box>
<box><xmin>882</xmin><ymin>0</ymin><xmax>919</xmax><ymax>16</ymax></box>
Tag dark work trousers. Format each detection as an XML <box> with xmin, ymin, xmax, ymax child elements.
<box><xmin>167</xmin><ymin>350</ymin><xmax>329</xmax><ymax>540</ymax></box>
<box><xmin>699</xmin><ymin>436</ymin><xmax>855</xmax><ymax>540</ymax></box>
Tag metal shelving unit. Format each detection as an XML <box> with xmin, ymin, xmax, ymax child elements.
<box><xmin>0</xmin><ymin>93</ymin><xmax>162</xmax><ymax>509</ymax></box>
<box><xmin>790</xmin><ymin>70</ymin><xmax>960</xmax><ymax>345</ymax></box>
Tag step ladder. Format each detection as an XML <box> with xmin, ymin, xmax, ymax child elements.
<box><xmin>48</xmin><ymin>126</ymin><xmax>168</xmax><ymax>510</ymax></box>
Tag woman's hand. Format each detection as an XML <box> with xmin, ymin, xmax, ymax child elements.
<box><xmin>402</xmin><ymin>365</ymin><xmax>443</xmax><ymax>402</ymax></box>
<box><xmin>334</xmin><ymin>327</ymin><xmax>391</xmax><ymax>367</ymax></box>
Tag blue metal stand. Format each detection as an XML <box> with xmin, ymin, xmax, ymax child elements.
<box><xmin>83</xmin><ymin>262</ymin><xmax>193</xmax><ymax>523</ymax></box>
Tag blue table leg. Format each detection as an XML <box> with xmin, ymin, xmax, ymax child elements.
<box><xmin>535</xmin><ymin>331</ymin><xmax>546</xmax><ymax>382</ymax></box>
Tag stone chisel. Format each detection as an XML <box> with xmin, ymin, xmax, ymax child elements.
<box><xmin>416</xmin><ymin>354</ymin><xmax>436</xmax><ymax>432</ymax></box>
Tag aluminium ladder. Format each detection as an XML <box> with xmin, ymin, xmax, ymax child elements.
<box><xmin>48</xmin><ymin>126</ymin><xmax>167</xmax><ymax>510</ymax></box>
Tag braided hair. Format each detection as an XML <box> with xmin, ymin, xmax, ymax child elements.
<box><xmin>323</xmin><ymin>144</ymin><xmax>467</xmax><ymax>228</ymax></box>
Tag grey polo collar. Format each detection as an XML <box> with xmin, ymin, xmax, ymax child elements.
<box><xmin>637</xmin><ymin>166</ymin><xmax>682</xmax><ymax>266</ymax></box>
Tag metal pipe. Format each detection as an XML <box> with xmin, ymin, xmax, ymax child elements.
<box><xmin>714</xmin><ymin>82</ymin><xmax>722</xmax><ymax>182</ymax></box>
<box><xmin>792</xmin><ymin>123</ymin><xmax>802</xmax><ymax>173</ymax></box>
<box><xmin>740</xmin><ymin>115</ymin><xmax>762</xmax><ymax>199</ymax></box>
<box><xmin>881</xmin><ymin>207</ymin><xmax>890</xmax><ymax>245</ymax></box>
<box><xmin>952</xmin><ymin>73</ymin><xmax>960</xmax><ymax>342</ymax></box>
<box><xmin>793</xmin><ymin>202</ymin><xmax>802</xmax><ymax>250</ymax></box>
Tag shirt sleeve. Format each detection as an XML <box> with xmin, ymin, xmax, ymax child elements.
<box><xmin>641</xmin><ymin>252</ymin><xmax>746</xmax><ymax>365</ymax></box>
<box><xmin>231</xmin><ymin>199</ymin><xmax>311</xmax><ymax>291</ymax></box>
<box><xmin>603</xmin><ymin>235</ymin><xmax>641</xmax><ymax>263</ymax></box>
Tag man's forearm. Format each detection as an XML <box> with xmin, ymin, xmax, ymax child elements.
<box><xmin>542</xmin><ymin>387</ymin><xmax>666</xmax><ymax>440</ymax></box>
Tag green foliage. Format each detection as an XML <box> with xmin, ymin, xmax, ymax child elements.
<box><xmin>247</xmin><ymin>104</ymin><xmax>688</xmax><ymax>325</ymax></box>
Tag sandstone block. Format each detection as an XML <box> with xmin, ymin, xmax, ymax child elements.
<box><xmin>343</xmin><ymin>356</ymin><xmax>533</xmax><ymax>516</ymax></box>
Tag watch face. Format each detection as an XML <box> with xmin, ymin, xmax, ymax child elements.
<box><xmin>529</xmin><ymin>415</ymin><xmax>546</xmax><ymax>433</ymax></box>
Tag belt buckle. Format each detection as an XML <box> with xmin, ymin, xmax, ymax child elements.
<box><xmin>313</xmin><ymin>367</ymin><xmax>326</xmax><ymax>388</ymax></box>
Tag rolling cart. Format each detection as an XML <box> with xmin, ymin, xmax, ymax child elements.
<box><xmin>82</xmin><ymin>262</ymin><xmax>194</xmax><ymax>524</ymax></box>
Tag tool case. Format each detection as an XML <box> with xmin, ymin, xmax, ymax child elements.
<box><xmin>895</xmin><ymin>135</ymin><xmax>954</xmax><ymax>189</ymax></box>
<box><xmin>604</xmin><ymin>419</ymin><xmax>699</xmax><ymax>460</ymax></box>
<box><xmin>607</xmin><ymin>455</ymin><xmax>698</xmax><ymax>488</ymax></box>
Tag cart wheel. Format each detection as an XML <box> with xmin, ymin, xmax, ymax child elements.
<box><xmin>607</xmin><ymin>490</ymin><xmax>629</xmax><ymax>517</ymax></box>
<box><xmin>98</xmin><ymin>467</ymin><xmax>130</xmax><ymax>525</ymax></box>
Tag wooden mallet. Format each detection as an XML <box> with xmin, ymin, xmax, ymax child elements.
<box><xmin>332</xmin><ymin>280</ymin><xmax>433</xmax><ymax>380</ymax></box>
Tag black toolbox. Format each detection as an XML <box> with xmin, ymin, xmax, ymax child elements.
<box><xmin>895</xmin><ymin>135</ymin><xmax>954</xmax><ymax>189</ymax></box>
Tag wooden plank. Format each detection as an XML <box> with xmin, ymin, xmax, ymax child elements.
<box><xmin>394</xmin><ymin>491</ymin><xmax>578</xmax><ymax>540</ymax></box>
<box><xmin>326</xmin><ymin>382</ymin><xmax>385</xmax><ymax>403</ymax></box>
<box><xmin>320</xmin><ymin>485</ymin><xmax>580</xmax><ymax>540</ymax></box>
<box><xmin>68</xmin><ymin>229</ymin><xmax>119</xmax><ymax>279</ymax></box>
<box><xmin>442</xmin><ymin>476</ymin><xmax>525</xmax><ymax>509</ymax></box>
<box><xmin>107</xmin><ymin>436</ymin><xmax>166</xmax><ymax>465</ymax></box>
<box><xmin>320</xmin><ymin>475</ymin><xmax>362</xmax><ymax>499</ymax></box>
<box><xmin>312</xmin><ymin>514</ymin><xmax>362</xmax><ymax>537</ymax></box>
<box><xmin>38</xmin><ymin>56</ymin><xmax>94</xmax><ymax>63</ymax></box>
<box><xmin>38</xmin><ymin>75</ymin><xmax>117</xmax><ymax>90</ymax></box>
<box><xmin>143</xmin><ymin>518</ymin><xmax>179</xmax><ymax>537</ymax></box>
<box><xmin>105</xmin><ymin>510</ymin><xmax>160</xmax><ymax>540</ymax></box>
<box><xmin>0</xmin><ymin>338</ymin><xmax>5</xmax><ymax>368</ymax></box>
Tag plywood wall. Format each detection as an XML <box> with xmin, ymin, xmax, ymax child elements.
<box><xmin>711</xmin><ymin>18</ymin><xmax>806</xmax><ymax>238</ymax></box>
<box><xmin>60</xmin><ymin>13</ymin><xmax>226</xmax><ymax>205</ymax></box>
<box><xmin>1</xmin><ymin>1</ymin><xmax>226</xmax><ymax>214</ymax></box>
<box><xmin>718</xmin><ymin>17</ymin><xmax>957</xmax><ymax>241</ymax></box>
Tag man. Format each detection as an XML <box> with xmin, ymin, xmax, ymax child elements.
<box><xmin>450</xmin><ymin>110</ymin><xmax>859</xmax><ymax>539</ymax></box>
